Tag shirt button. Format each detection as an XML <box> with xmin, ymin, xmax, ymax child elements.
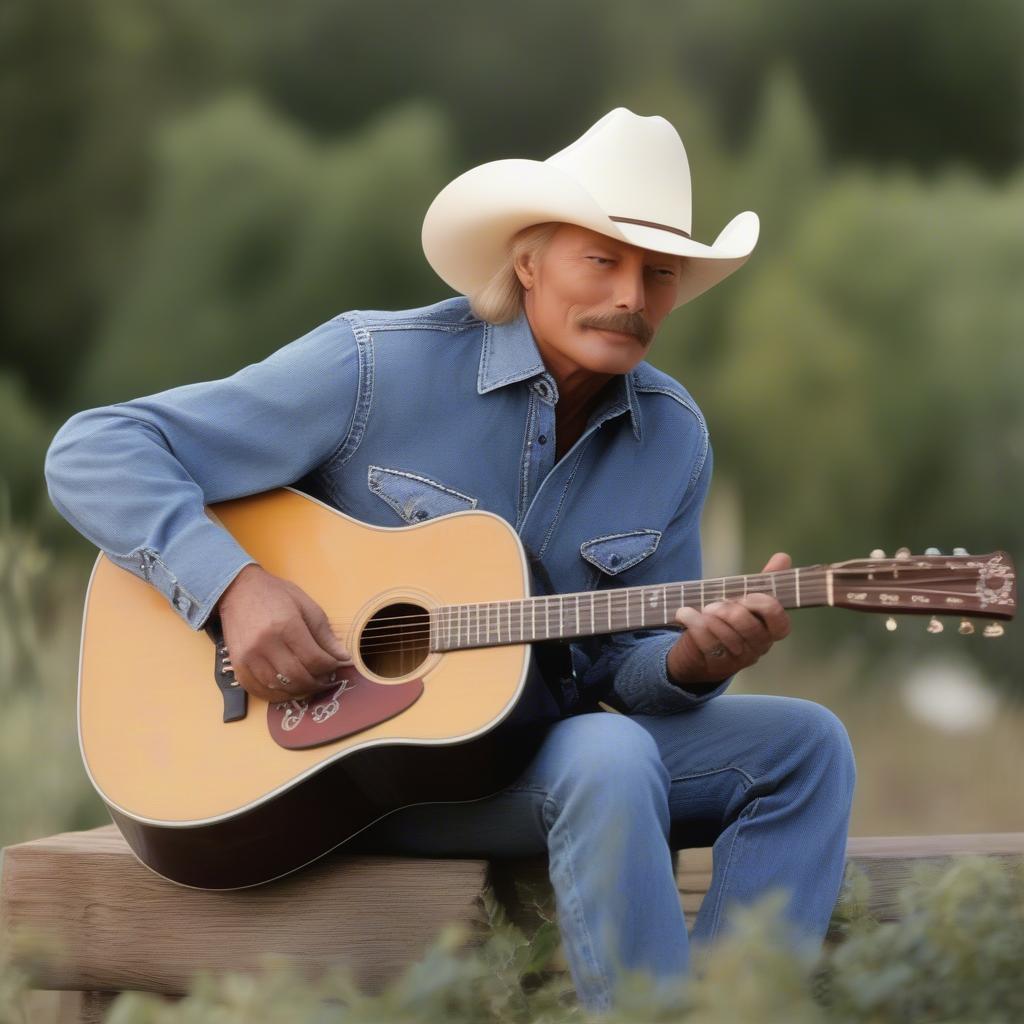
<box><xmin>609</xmin><ymin>553</ymin><xmax>622</xmax><ymax>567</ymax></box>
<box><xmin>174</xmin><ymin>594</ymin><xmax>191</xmax><ymax>612</ymax></box>
<box><xmin>414</xmin><ymin>509</ymin><xmax>429</xmax><ymax>521</ymax></box>
<box><xmin>537</xmin><ymin>434</ymin><xmax>547</xmax><ymax>445</ymax></box>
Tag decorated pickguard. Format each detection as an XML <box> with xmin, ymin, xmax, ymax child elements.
<box><xmin>267</xmin><ymin>668</ymin><xmax>424</xmax><ymax>750</ymax></box>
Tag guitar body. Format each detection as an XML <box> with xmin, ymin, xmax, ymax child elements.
<box><xmin>78</xmin><ymin>483</ymin><xmax>1017</xmax><ymax>889</ymax></box>
<box><xmin>78</xmin><ymin>488</ymin><xmax>540</xmax><ymax>889</ymax></box>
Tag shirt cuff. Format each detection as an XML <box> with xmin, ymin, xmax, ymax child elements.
<box><xmin>105</xmin><ymin>514</ymin><xmax>257</xmax><ymax>631</ymax></box>
<box><xmin>612</xmin><ymin>631</ymin><xmax>732</xmax><ymax>714</ymax></box>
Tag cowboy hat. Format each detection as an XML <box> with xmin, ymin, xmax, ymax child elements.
<box><xmin>421</xmin><ymin>106</ymin><xmax>758</xmax><ymax>311</ymax></box>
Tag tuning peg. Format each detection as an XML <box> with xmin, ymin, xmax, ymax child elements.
<box><xmin>870</xmin><ymin>548</ymin><xmax>886</xmax><ymax>559</ymax></box>
<box><xmin>926</xmin><ymin>617</ymin><xmax>944</xmax><ymax>634</ymax></box>
<box><xmin>953</xmin><ymin>547</ymin><xmax>968</xmax><ymax>556</ymax></box>
<box><xmin>895</xmin><ymin>547</ymin><xmax>911</xmax><ymax>559</ymax></box>
<box><xmin>958</xmin><ymin>619</ymin><xmax>975</xmax><ymax>635</ymax></box>
<box><xmin>885</xmin><ymin>616</ymin><xmax>898</xmax><ymax>632</ymax></box>
<box><xmin>983</xmin><ymin>622</ymin><xmax>1005</xmax><ymax>638</ymax></box>
<box><xmin>925</xmin><ymin>547</ymin><xmax>941</xmax><ymax>555</ymax></box>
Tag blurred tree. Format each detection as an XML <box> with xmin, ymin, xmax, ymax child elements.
<box><xmin>667</xmin><ymin>0</ymin><xmax>1024</xmax><ymax>175</ymax></box>
<box><xmin>0</xmin><ymin>373</ymin><xmax>50</xmax><ymax>520</ymax></box>
<box><xmin>0</xmin><ymin>0</ymin><xmax>237</xmax><ymax>408</ymax></box>
<box><xmin>74</xmin><ymin>96</ymin><xmax>456</xmax><ymax>406</ymax></box>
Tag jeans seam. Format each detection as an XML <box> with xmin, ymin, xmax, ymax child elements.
<box><xmin>702</xmin><ymin>794</ymin><xmax>761</xmax><ymax>941</ymax></box>
<box><xmin>669</xmin><ymin>764</ymin><xmax>758</xmax><ymax>788</ymax></box>
<box><xmin>541</xmin><ymin>793</ymin><xmax>613</xmax><ymax>1008</ymax></box>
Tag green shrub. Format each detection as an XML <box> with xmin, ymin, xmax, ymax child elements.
<box><xmin>2</xmin><ymin>854</ymin><xmax>1019</xmax><ymax>1023</ymax></box>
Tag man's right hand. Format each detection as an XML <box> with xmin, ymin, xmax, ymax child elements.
<box><xmin>214</xmin><ymin>563</ymin><xmax>354</xmax><ymax>703</ymax></box>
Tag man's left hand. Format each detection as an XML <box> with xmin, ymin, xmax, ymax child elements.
<box><xmin>666</xmin><ymin>551</ymin><xmax>793</xmax><ymax>689</ymax></box>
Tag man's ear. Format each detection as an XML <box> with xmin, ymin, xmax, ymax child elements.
<box><xmin>512</xmin><ymin>250</ymin><xmax>535</xmax><ymax>290</ymax></box>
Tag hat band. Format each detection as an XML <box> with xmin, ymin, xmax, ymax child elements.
<box><xmin>610</xmin><ymin>215</ymin><xmax>691</xmax><ymax>240</ymax></box>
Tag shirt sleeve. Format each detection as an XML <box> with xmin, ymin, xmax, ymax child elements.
<box><xmin>43</xmin><ymin>313</ymin><xmax>363</xmax><ymax>630</ymax></box>
<box><xmin>573</xmin><ymin>439</ymin><xmax>733</xmax><ymax>714</ymax></box>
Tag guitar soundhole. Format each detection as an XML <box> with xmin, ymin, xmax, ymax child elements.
<box><xmin>359</xmin><ymin>601</ymin><xmax>431</xmax><ymax>679</ymax></box>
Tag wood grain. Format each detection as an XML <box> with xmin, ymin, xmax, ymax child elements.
<box><xmin>4</xmin><ymin>826</ymin><xmax>1022</xmax><ymax>999</ymax></box>
<box><xmin>2</xmin><ymin>825</ymin><xmax>489</xmax><ymax>995</ymax></box>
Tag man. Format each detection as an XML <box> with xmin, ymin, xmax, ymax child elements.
<box><xmin>45</xmin><ymin>107</ymin><xmax>856</xmax><ymax>1010</ymax></box>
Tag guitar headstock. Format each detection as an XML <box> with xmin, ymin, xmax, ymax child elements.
<box><xmin>829</xmin><ymin>549</ymin><xmax>1016</xmax><ymax>633</ymax></box>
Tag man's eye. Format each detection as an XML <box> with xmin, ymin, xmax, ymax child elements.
<box><xmin>587</xmin><ymin>256</ymin><xmax>614</xmax><ymax>265</ymax></box>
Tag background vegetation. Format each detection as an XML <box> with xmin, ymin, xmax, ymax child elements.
<box><xmin>1</xmin><ymin>0</ymin><xmax>1021</xmax><ymax>883</ymax></box>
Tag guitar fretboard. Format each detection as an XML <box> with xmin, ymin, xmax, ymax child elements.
<box><xmin>430</xmin><ymin>566</ymin><xmax>828</xmax><ymax>651</ymax></box>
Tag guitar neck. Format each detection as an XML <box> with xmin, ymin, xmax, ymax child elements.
<box><xmin>431</xmin><ymin>566</ymin><xmax>827</xmax><ymax>651</ymax></box>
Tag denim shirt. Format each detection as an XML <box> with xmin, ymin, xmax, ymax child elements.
<box><xmin>44</xmin><ymin>295</ymin><xmax>731</xmax><ymax>722</ymax></box>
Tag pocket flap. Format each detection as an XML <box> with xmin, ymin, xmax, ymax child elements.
<box><xmin>368</xmin><ymin>465</ymin><xmax>478</xmax><ymax>524</ymax></box>
<box><xmin>580</xmin><ymin>529</ymin><xmax>662</xmax><ymax>575</ymax></box>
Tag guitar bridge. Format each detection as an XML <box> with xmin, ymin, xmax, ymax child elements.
<box><xmin>204</xmin><ymin>615</ymin><xmax>248</xmax><ymax>723</ymax></box>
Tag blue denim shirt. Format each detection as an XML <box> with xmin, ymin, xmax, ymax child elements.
<box><xmin>44</xmin><ymin>295</ymin><xmax>731</xmax><ymax>721</ymax></box>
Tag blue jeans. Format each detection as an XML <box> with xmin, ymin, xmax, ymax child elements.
<box><xmin>345</xmin><ymin>694</ymin><xmax>857</xmax><ymax>1011</ymax></box>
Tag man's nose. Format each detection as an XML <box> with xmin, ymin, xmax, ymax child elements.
<box><xmin>613</xmin><ymin>266</ymin><xmax>646</xmax><ymax>313</ymax></box>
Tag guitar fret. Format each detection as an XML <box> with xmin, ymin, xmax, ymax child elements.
<box><xmin>434</xmin><ymin>564</ymin><xmax>844</xmax><ymax>650</ymax></box>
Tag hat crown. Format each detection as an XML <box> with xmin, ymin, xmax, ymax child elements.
<box><xmin>545</xmin><ymin>107</ymin><xmax>693</xmax><ymax>236</ymax></box>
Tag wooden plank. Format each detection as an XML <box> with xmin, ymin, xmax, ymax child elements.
<box><xmin>1</xmin><ymin>825</ymin><xmax>489</xmax><ymax>996</ymax></box>
<box><xmin>5</xmin><ymin>827</ymin><xmax>1022</xmax><ymax>1000</ymax></box>
<box><xmin>676</xmin><ymin>834</ymin><xmax>1024</xmax><ymax>924</ymax></box>
<box><xmin>840</xmin><ymin>833</ymin><xmax>1024</xmax><ymax>923</ymax></box>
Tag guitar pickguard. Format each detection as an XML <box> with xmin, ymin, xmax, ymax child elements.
<box><xmin>266</xmin><ymin>668</ymin><xmax>424</xmax><ymax>750</ymax></box>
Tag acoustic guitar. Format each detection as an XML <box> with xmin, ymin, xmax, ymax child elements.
<box><xmin>76</xmin><ymin>486</ymin><xmax>1016</xmax><ymax>889</ymax></box>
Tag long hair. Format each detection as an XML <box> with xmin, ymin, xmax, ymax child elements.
<box><xmin>468</xmin><ymin>222</ymin><xmax>561</xmax><ymax>324</ymax></box>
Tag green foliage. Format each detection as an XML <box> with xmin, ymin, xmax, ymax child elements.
<box><xmin>74</xmin><ymin>95</ymin><xmax>456</xmax><ymax>406</ymax></box>
<box><xmin>2</xmin><ymin>855</ymin><xmax>1020</xmax><ymax>1022</ymax></box>
<box><xmin>0</xmin><ymin>376</ymin><xmax>50</xmax><ymax>520</ymax></box>
<box><xmin>0</xmin><ymin>487</ymin><xmax>107</xmax><ymax>847</ymax></box>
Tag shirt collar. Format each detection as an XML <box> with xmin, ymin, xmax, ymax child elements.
<box><xmin>477</xmin><ymin>309</ymin><xmax>643</xmax><ymax>441</ymax></box>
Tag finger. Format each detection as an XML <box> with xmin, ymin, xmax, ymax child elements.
<box><xmin>711</xmin><ymin>601</ymin><xmax>777</xmax><ymax>654</ymax></box>
<box><xmin>295</xmin><ymin>593</ymin><xmax>355</xmax><ymax>665</ymax></box>
<box><xmin>737</xmin><ymin>593</ymin><xmax>792</xmax><ymax>641</ymax></box>
<box><xmin>237</xmin><ymin>651</ymin><xmax>289</xmax><ymax>703</ymax></box>
<box><xmin>283</xmin><ymin>620</ymin><xmax>350</xmax><ymax>683</ymax></box>
<box><xmin>263</xmin><ymin>639</ymin><xmax>320</xmax><ymax>697</ymax></box>
<box><xmin>761</xmin><ymin>551</ymin><xmax>792</xmax><ymax>574</ymax></box>
<box><xmin>674</xmin><ymin>605</ymin><xmax>746</xmax><ymax>659</ymax></box>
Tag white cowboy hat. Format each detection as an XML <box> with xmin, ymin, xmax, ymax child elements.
<box><xmin>421</xmin><ymin>106</ymin><xmax>759</xmax><ymax>311</ymax></box>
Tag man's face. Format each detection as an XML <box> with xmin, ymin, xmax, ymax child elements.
<box><xmin>515</xmin><ymin>222</ymin><xmax>683</xmax><ymax>377</ymax></box>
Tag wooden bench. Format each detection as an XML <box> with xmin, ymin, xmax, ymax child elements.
<box><xmin>3</xmin><ymin>826</ymin><xmax>1022</xmax><ymax>1024</ymax></box>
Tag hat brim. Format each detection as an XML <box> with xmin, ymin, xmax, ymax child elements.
<box><xmin>421</xmin><ymin>158</ymin><xmax>759</xmax><ymax>311</ymax></box>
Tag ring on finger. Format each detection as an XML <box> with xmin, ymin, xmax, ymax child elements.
<box><xmin>708</xmin><ymin>643</ymin><xmax>728</xmax><ymax>658</ymax></box>
<box><xmin>274</xmin><ymin>672</ymin><xmax>291</xmax><ymax>688</ymax></box>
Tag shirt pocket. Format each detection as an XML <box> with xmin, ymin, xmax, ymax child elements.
<box><xmin>367</xmin><ymin>464</ymin><xmax>478</xmax><ymax>524</ymax></box>
<box><xmin>580</xmin><ymin>529</ymin><xmax>662</xmax><ymax>577</ymax></box>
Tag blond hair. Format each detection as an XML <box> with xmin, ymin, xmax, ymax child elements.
<box><xmin>468</xmin><ymin>222</ymin><xmax>561</xmax><ymax>324</ymax></box>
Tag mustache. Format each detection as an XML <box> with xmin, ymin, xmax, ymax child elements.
<box><xmin>577</xmin><ymin>314</ymin><xmax>653</xmax><ymax>345</ymax></box>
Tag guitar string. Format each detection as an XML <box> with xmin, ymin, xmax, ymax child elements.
<box><xmin>339</xmin><ymin>583</ymin><xmax>1000</xmax><ymax>656</ymax></box>
<box><xmin>329</xmin><ymin>570</ymin><xmax>987</xmax><ymax>636</ymax></box>
<box><xmin>331</xmin><ymin>581</ymin><xmax>833</xmax><ymax>635</ymax></box>
<box><xmin>347</xmin><ymin>587</ymin><xmax>842</xmax><ymax>654</ymax></box>
<box><xmin>331</xmin><ymin>589</ymin><xmax>987</xmax><ymax>643</ymax></box>
<box><xmin>324</xmin><ymin>569</ymin><xmax>835</xmax><ymax>629</ymax></box>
